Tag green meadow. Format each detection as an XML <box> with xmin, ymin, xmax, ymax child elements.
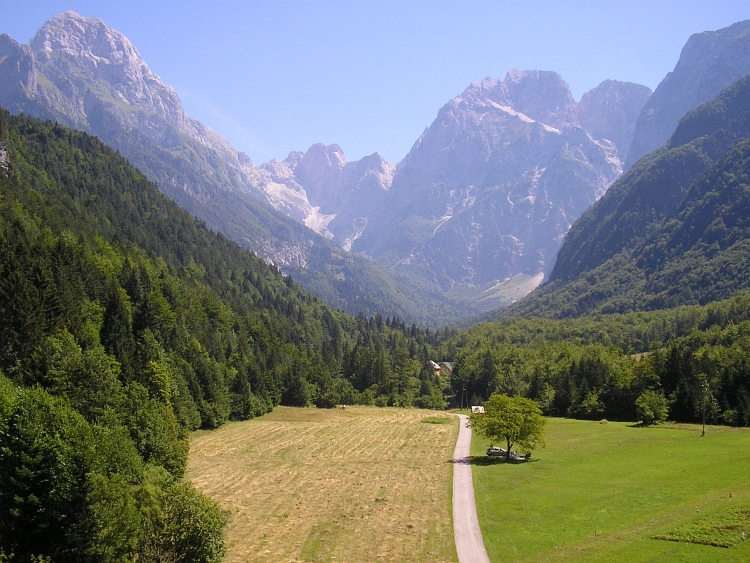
<box><xmin>471</xmin><ymin>418</ymin><xmax>750</xmax><ymax>563</ymax></box>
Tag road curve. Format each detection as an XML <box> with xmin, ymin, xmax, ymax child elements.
<box><xmin>452</xmin><ymin>414</ymin><xmax>491</xmax><ymax>563</ymax></box>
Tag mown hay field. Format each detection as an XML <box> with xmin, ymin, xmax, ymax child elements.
<box><xmin>472</xmin><ymin>418</ymin><xmax>750</xmax><ymax>563</ymax></box>
<box><xmin>187</xmin><ymin>406</ymin><xmax>459</xmax><ymax>563</ymax></box>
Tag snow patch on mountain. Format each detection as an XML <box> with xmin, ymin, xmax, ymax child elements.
<box><xmin>489</xmin><ymin>102</ymin><xmax>536</xmax><ymax>123</ymax></box>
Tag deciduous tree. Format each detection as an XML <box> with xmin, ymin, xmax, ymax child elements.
<box><xmin>470</xmin><ymin>393</ymin><xmax>546</xmax><ymax>460</ymax></box>
<box><xmin>635</xmin><ymin>390</ymin><xmax>668</xmax><ymax>425</ymax></box>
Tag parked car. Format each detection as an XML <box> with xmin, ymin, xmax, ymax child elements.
<box><xmin>486</xmin><ymin>446</ymin><xmax>506</xmax><ymax>456</ymax></box>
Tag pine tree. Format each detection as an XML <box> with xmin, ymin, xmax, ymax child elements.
<box><xmin>100</xmin><ymin>281</ymin><xmax>137</xmax><ymax>380</ymax></box>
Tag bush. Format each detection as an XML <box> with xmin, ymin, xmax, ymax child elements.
<box><xmin>414</xmin><ymin>392</ymin><xmax>447</xmax><ymax>410</ymax></box>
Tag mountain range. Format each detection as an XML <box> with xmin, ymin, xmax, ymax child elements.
<box><xmin>2</xmin><ymin>12</ymin><xmax>750</xmax><ymax>325</ymax></box>
<box><xmin>243</xmin><ymin>71</ymin><xmax>654</xmax><ymax>306</ymax></box>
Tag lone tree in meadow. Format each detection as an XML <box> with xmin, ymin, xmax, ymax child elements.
<box><xmin>635</xmin><ymin>389</ymin><xmax>668</xmax><ymax>426</ymax></box>
<box><xmin>470</xmin><ymin>393</ymin><xmax>546</xmax><ymax>460</ymax></box>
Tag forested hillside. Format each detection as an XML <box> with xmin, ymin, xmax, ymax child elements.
<box><xmin>0</xmin><ymin>109</ymin><xmax>447</xmax><ymax>561</ymax></box>
<box><xmin>503</xmin><ymin>75</ymin><xmax>750</xmax><ymax>319</ymax></box>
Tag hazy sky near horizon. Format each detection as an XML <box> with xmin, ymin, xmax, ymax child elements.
<box><xmin>3</xmin><ymin>1</ymin><xmax>749</xmax><ymax>164</ymax></box>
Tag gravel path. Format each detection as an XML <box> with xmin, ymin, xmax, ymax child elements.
<box><xmin>453</xmin><ymin>414</ymin><xmax>491</xmax><ymax>563</ymax></box>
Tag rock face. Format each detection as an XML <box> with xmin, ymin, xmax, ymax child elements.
<box><xmin>503</xmin><ymin>69</ymin><xmax>581</xmax><ymax>128</ymax></box>
<box><xmin>578</xmin><ymin>80</ymin><xmax>653</xmax><ymax>154</ymax></box>
<box><xmin>625</xmin><ymin>19</ymin><xmax>750</xmax><ymax>169</ymax></box>
<box><xmin>0</xmin><ymin>36</ymin><xmax>36</xmax><ymax>110</ymax></box>
<box><xmin>259</xmin><ymin>144</ymin><xmax>394</xmax><ymax>246</ymax></box>
<box><xmin>327</xmin><ymin>72</ymin><xmax>643</xmax><ymax>288</ymax></box>
<box><xmin>0</xmin><ymin>142</ymin><xmax>9</xmax><ymax>177</ymax></box>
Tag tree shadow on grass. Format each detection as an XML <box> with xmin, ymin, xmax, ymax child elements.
<box><xmin>449</xmin><ymin>456</ymin><xmax>539</xmax><ymax>466</ymax></box>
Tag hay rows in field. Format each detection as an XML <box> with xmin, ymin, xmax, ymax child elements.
<box><xmin>187</xmin><ymin>407</ymin><xmax>457</xmax><ymax>563</ymax></box>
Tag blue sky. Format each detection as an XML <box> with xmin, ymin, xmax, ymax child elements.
<box><xmin>3</xmin><ymin>1</ymin><xmax>749</xmax><ymax>164</ymax></box>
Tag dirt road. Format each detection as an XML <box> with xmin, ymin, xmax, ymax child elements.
<box><xmin>452</xmin><ymin>414</ymin><xmax>491</xmax><ymax>563</ymax></box>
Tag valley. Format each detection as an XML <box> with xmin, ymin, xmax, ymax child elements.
<box><xmin>2</xmin><ymin>7</ymin><xmax>750</xmax><ymax>563</ymax></box>
<box><xmin>186</xmin><ymin>408</ymin><xmax>750</xmax><ymax>563</ymax></box>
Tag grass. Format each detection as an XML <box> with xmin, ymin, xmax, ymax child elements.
<box><xmin>186</xmin><ymin>406</ymin><xmax>459</xmax><ymax>563</ymax></box>
<box><xmin>471</xmin><ymin>418</ymin><xmax>750</xmax><ymax>563</ymax></box>
<box><xmin>654</xmin><ymin>504</ymin><xmax>750</xmax><ymax>548</ymax></box>
<box><xmin>422</xmin><ymin>416</ymin><xmax>453</xmax><ymax>424</ymax></box>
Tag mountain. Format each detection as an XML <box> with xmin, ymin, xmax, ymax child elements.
<box><xmin>0</xmin><ymin>11</ymin><xmax>300</xmax><ymax>256</ymax></box>
<box><xmin>625</xmin><ymin>19</ymin><xmax>750</xmax><ymax>169</ymax></box>
<box><xmin>0</xmin><ymin>11</ymin><xmax>463</xmax><ymax>324</ymax></box>
<box><xmin>504</xmin><ymin>74</ymin><xmax>750</xmax><ymax>319</ymax></box>
<box><xmin>258</xmin><ymin>143</ymin><xmax>395</xmax><ymax>249</ymax></box>
<box><xmin>256</xmin><ymin>73</ymin><xmax>649</xmax><ymax>314</ymax></box>
<box><xmin>338</xmin><ymin>72</ymin><xmax>648</xmax><ymax>291</ymax></box>
<box><xmin>578</xmin><ymin>79</ymin><xmax>652</xmax><ymax>155</ymax></box>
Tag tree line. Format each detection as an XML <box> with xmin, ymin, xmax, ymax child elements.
<box><xmin>443</xmin><ymin>291</ymin><xmax>750</xmax><ymax>426</ymax></box>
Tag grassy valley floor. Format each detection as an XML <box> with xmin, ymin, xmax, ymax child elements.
<box><xmin>186</xmin><ymin>406</ymin><xmax>458</xmax><ymax>563</ymax></box>
<box><xmin>471</xmin><ymin>418</ymin><xmax>750</xmax><ymax>563</ymax></box>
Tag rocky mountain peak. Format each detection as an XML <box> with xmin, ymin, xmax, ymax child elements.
<box><xmin>355</xmin><ymin>152</ymin><xmax>390</xmax><ymax>175</ymax></box>
<box><xmin>29</xmin><ymin>10</ymin><xmax>188</xmax><ymax>131</ymax></box>
<box><xmin>283</xmin><ymin>151</ymin><xmax>305</xmax><ymax>168</ymax></box>
<box><xmin>0</xmin><ymin>33</ymin><xmax>25</xmax><ymax>54</ymax></box>
<box><xmin>456</xmin><ymin>70</ymin><xmax>579</xmax><ymax>130</ymax></box>
<box><xmin>578</xmin><ymin>80</ymin><xmax>652</xmax><ymax>153</ymax></box>
<box><xmin>475</xmin><ymin>76</ymin><xmax>503</xmax><ymax>92</ymax></box>
<box><xmin>294</xmin><ymin>143</ymin><xmax>346</xmax><ymax>191</ymax></box>
<box><xmin>459</xmin><ymin>77</ymin><xmax>510</xmax><ymax>107</ymax></box>
<box><xmin>625</xmin><ymin>19</ymin><xmax>750</xmax><ymax>169</ymax></box>
<box><xmin>30</xmin><ymin>11</ymin><xmax>148</xmax><ymax>81</ymax></box>
<box><xmin>32</xmin><ymin>12</ymin><xmax>119</xmax><ymax>58</ymax></box>
<box><xmin>503</xmin><ymin>69</ymin><xmax>579</xmax><ymax>128</ymax></box>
